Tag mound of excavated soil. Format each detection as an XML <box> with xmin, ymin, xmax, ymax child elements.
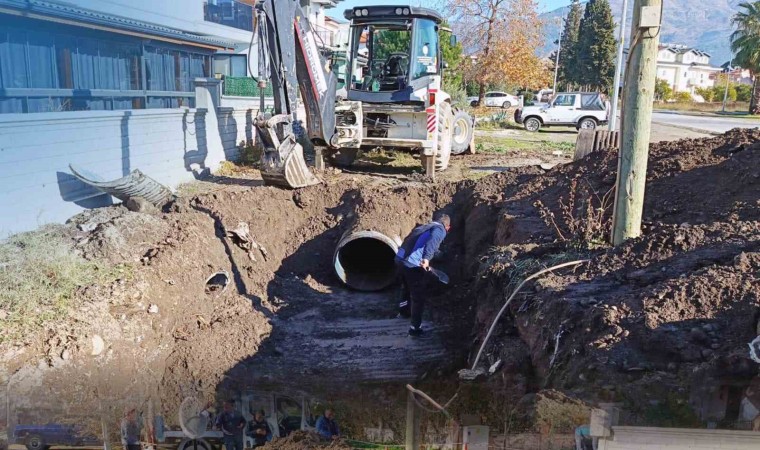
<box><xmin>261</xmin><ymin>431</ymin><xmax>352</xmax><ymax>450</ymax></box>
<box><xmin>471</xmin><ymin>127</ymin><xmax>760</xmax><ymax>424</ymax></box>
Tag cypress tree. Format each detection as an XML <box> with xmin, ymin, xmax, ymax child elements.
<box><xmin>575</xmin><ymin>0</ymin><xmax>617</xmax><ymax>92</ymax></box>
<box><xmin>559</xmin><ymin>0</ymin><xmax>583</xmax><ymax>88</ymax></box>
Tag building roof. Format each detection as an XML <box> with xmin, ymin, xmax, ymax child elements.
<box><xmin>659</xmin><ymin>43</ymin><xmax>711</xmax><ymax>58</ymax></box>
<box><xmin>313</xmin><ymin>0</ymin><xmax>345</xmax><ymax>9</ymax></box>
<box><xmin>0</xmin><ymin>0</ymin><xmax>236</xmax><ymax>49</ymax></box>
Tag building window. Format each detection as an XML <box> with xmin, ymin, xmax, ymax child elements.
<box><xmin>212</xmin><ymin>54</ymin><xmax>247</xmax><ymax>77</ymax></box>
<box><xmin>0</xmin><ymin>17</ymin><xmax>211</xmax><ymax>114</ymax></box>
<box><xmin>204</xmin><ymin>0</ymin><xmax>254</xmax><ymax>32</ymax></box>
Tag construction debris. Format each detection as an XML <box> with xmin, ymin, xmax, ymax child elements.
<box><xmin>69</xmin><ymin>164</ymin><xmax>173</xmax><ymax>207</ymax></box>
<box><xmin>226</xmin><ymin>221</ymin><xmax>269</xmax><ymax>261</ymax></box>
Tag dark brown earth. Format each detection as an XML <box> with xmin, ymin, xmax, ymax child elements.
<box><xmin>2</xmin><ymin>129</ymin><xmax>758</xmax><ymax>441</ymax></box>
<box><xmin>467</xmin><ymin>128</ymin><xmax>760</xmax><ymax>426</ymax></box>
<box><xmin>260</xmin><ymin>431</ymin><xmax>351</xmax><ymax>450</ymax></box>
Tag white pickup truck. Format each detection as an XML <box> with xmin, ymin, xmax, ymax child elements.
<box><xmin>515</xmin><ymin>92</ymin><xmax>609</xmax><ymax>132</ymax></box>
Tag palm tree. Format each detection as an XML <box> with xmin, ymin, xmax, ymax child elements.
<box><xmin>731</xmin><ymin>2</ymin><xmax>760</xmax><ymax>114</ymax></box>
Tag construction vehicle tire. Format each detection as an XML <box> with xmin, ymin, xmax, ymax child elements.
<box><xmin>451</xmin><ymin>108</ymin><xmax>474</xmax><ymax>155</ymax></box>
<box><xmin>327</xmin><ymin>148</ymin><xmax>359</xmax><ymax>167</ymax></box>
<box><xmin>434</xmin><ymin>102</ymin><xmax>453</xmax><ymax>172</ymax></box>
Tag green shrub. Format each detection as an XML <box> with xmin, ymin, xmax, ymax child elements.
<box><xmin>673</xmin><ymin>91</ymin><xmax>693</xmax><ymax>103</ymax></box>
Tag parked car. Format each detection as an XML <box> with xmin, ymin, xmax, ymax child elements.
<box><xmin>514</xmin><ymin>92</ymin><xmax>609</xmax><ymax>132</ymax></box>
<box><xmin>157</xmin><ymin>390</ymin><xmax>318</xmax><ymax>450</ymax></box>
<box><xmin>12</xmin><ymin>424</ymin><xmax>100</xmax><ymax>450</ymax></box>
<box><xmin>536</xmin><ymin>88</ymin><xmax>555</xmax><ymax>104</ymax></box>
<box><xmin>468</xmin><ymin>91</ymin><xmax>521</xmax><ymax>109</ymax></box>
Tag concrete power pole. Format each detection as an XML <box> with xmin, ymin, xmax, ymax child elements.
<box><xmin>552</xmin><ymin>19</ymin><xmax>563</xmax><ymax>94</ymax></box>
<box><xmin>609</xmin><ymin>0</ymin><xmax>630</xmax><ymax>131</ymax></box>
<box><xmin>611</xmin><ymin>0</ymin><xmax>662</xmax><ymax>245</ymax></box>
<box><xmin>722</xmin><ymin>58</ymin><xmax>733</xmax><ymax>113</ymax></box>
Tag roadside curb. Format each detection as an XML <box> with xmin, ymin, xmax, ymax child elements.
<box><xmin>651</xmin><ymin>120</ymin><xmax>722</xmax><ymax>136</ymax></box>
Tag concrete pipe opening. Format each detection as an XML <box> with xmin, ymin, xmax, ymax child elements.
<box><xmin>334</xmin><ymin>230</ymin><xmax>399</xmax><ymax>291</ymax></box>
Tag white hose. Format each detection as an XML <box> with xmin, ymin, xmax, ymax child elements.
<box><xmin>470</xmin><ymin>260</ymin><xmax>589</xmax><ymax>371</ymax></box>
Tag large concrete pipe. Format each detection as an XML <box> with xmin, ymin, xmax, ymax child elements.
<box><xmin>334</xmin><ymin>229</ymin><xmax>402</xmax><ymax>291</ymax></box>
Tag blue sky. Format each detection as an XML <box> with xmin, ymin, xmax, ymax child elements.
<box><xmin>329</xmin><ymin>0</ymin><xmax>570</xmax><ymax>17</ymax></box>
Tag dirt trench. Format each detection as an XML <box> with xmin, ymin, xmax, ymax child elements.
<box><xmin>3</xmin><ymin>166</ymin><xmax>541</xmax><ymax>427</ymax></box>
<box><xmin>4</xmin><ymin>128</ymin><xmax>758</xmax><ymax>436</ymax></box>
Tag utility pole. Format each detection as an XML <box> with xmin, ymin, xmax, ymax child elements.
<box><xmin>611</xmin><ymin>0</ymin><xmax>662</xmax><ymax>245</ymax></box>
<box><xmin>722</xmin><ymin>58</ymin><xmax>733</xmax><ymax>113</ymax></box>
<box><xmin>552</xmin><ymin>17</ymin><xmax>564</xmax><ymax>94</ymax></box>
<box><xmin>609</xmin><ymin>0</ymin><xmax>630</xmax><ymax>131</ymax></box>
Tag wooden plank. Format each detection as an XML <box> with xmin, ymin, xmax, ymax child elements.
<box><xmin>574</xmin><ymin>129</ymin><xmax>596</xmax><ymax>160</ymax></box>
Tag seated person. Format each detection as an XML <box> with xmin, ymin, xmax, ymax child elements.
<box><xmin>248</xmin><ymin>410</ymin><xmax>272</xmax><ymax>448</ymax></box>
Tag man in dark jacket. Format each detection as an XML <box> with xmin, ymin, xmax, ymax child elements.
<box><xmin>215</xmin><ymin>400</ymin><xmax>246</xmax><ymax>450</ymax></box>
<box><xmin>396</xmin><ymin>213</ymin><xmax>450</xmax><ymax>336</ymax></box>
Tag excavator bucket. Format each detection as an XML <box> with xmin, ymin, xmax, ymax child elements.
<box><xmin>259</xmin><ymin>136</ymin><xmax>321</xmax><ymax>189</ymax></box>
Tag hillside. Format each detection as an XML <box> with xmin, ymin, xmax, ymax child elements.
<box><xmin>542</xmin><ymin>0</ymin><xmax>740</xmax><ymax>66</ymax></box>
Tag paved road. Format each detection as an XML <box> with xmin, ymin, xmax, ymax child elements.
<box><xmin>652</xmin><ymin>111</ymin><xmax>759</xmax><ymax>134</ymax></box>
<box><xmin>479</xmin><ymin>121</ymin><xmax>712</xmax><ymax>145</ymax></box>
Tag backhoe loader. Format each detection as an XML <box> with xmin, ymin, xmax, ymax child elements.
<box><xmin>253</xmin><ymin>1</ymin><xmax>474</xmax><ymax>188</ymax></box>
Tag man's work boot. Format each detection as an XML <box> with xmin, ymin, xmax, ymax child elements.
<box><xmin>408</xmin><ymin>326</ymin><xmax>425</xmax><ymax>337</ymax></box>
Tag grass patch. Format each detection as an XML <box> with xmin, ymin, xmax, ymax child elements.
<box><xmin>475</xmin><ymin>135</ymin><xmax>574</xmax><ymax>156</ymax></box>
<box><xmin>461</xmin><ymin>167</ymin><xmax>493</xmax><ymax>181</ymax></box>
<box><xmin>0</xmin><ymin>226</ymin><xmax>128</xmax><ymax>344</ymax></box>
<box><xmin>353</xmin><ymin>149</ymin><xmax>421</xmax><ymax>174</ymax></box>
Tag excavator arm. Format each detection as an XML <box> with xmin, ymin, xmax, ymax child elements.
<box><xmin>254</xmin><ymin>0</ymin><xmax>347</xmax><ymax>188</ymax></box>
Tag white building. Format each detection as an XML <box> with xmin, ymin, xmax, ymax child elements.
<box><xmin>656</xmin><ymin>44</ymin><xmax>723</xmax><ymax>95</ymax></box>
<box><xmin>0</xmin><ymin>0</ymin><xmax>345</xmax><ymax>235</ymax></box>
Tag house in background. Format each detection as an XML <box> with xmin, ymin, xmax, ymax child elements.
<box><xmin>656</xmin><ymin>44</ymin><xmax>723</xmax><ymax>95</ymax></box>
<box><xmin>300</xmin><ymin>0</ymin><xmax>349</xmax><ymax>51</ymax></box>
<box><xmin>720</xmin><ymin>62</ymin><xmax>754</xmax><ymax>86</ymax></box>
<box><xmin>0</xmin><ymin>0</ymin><xmax>344</xmax><ymax>235</ymax></box>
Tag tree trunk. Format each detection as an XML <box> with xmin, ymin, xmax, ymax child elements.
<box><xmin>477</xmin><ymin>8</ymin><xmax>498</xmax><ymax>106</ymax></box>
<box><xmin>751</xmin><ymin>75</ymin><xmax>760</xmax><ymax>115</ymax></box>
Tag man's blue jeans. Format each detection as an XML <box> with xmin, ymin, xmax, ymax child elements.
<box><xmin>223</xmin><ymin>434</ymin><xmax>244</xmax><ymax>450</ymax></box>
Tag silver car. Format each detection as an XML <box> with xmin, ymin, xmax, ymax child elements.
<box><xmin>468</xmin><ymin>91</ymin><xmax>521</xmax><ymax>109</ymax></box>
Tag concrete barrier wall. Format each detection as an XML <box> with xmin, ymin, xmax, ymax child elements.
<box><xmin>601</xmin><ymin>426</ymin><xmax>760</xmax><ymax>449</ymax></box>
<box><xmin>0</xmin><ymin>80</ymin><xmax>258</xmax><ymax>236</ymax></box>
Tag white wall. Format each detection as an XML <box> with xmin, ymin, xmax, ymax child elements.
<box><xmin>600</xmin><ymin>427</ymin><xmax>760</xmax><ymax>450</ymax></box>
<box><xmin>0</xmin><ymin>81</ymin><xmax>258</xmax><ymax>236</ymax></box>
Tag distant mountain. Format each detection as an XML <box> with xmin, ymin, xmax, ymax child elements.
<box><xmin>541</xmin><ymin>0</ymin><xmax>741</xmax><ymax>66</ymax></box>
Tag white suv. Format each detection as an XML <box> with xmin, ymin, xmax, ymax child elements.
<box><xmin>515</xmin><ymin>92</ymin><xmax>609</xmax><ymax>132</ymax></box>
<box><xmin>469</xmin><ymin>91</ymin><xmax>521</xmax><ymax>109</ymax></box>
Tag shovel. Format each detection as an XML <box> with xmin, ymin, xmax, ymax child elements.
<box><xmin>428</xmin><ymin>267</ymin><xmax>449</xmax><ymax>285</ymax></box>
